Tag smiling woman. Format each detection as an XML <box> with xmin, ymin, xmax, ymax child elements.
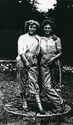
<box><xmin>28</xmin><ymin>24</ymin><xmax>37</xmax><ymax>35</ymax></box>
<box><xmin>16</xmin><ymin>20</ymin><xmax>45</xmax><ymax>114</ymax></box>
<box><xmin>39</xmin><ymin>19</ymin><xmax>65</xmax><ymax>113</ymax></box>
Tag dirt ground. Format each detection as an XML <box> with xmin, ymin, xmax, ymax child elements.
<box><xmin>0</xmin><ymin>70</ymin><xmax>73</xmax><ymax>125</ymax></box>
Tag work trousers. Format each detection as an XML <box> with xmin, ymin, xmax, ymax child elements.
<box><xmin>16</xmin><ymin>52</ymin><xmax>40</xmax><ymax>96</ymax></box>
<box><xmin>40</xmin><ymin>53</ymin><xmax>63</xmax><ymax>106</ymax></box>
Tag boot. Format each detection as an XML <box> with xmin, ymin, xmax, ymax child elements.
<box><xmin>35</xmin><ymin>94</ymin><xmax>45</xmax><ymax>114</ymax></box>
<box><xmin>52</xmin><ymin>102</ymin><xmax>65</xmax><ymax>113</ymax></box>
<box><xmin>22</xmin><ymin>100</ymin><xmax>28</xmax><ymax>112</ymax></box>
<box><xmin>20</xmin><ymin>93</ymin><xmax>28</xmax><ymax>111</ymax></box>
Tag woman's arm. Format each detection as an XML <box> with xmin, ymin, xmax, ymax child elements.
<box><xmin>18</xmin><ymin>36</ymin><xmax>30</xmax><ymax>69</ymax></box>
<box><xmin>20</xmin><ymin>54</ymin><xmax>30</xmax><ymax>68</ymax></box>
<box><xmin>48</xmin><ymin>37</ymin><xmax>62</xmax><ymax>64</ymax></box>
<box><xmin>48</xmin><ymin>52</ymin><xmax>62</xmax><ymax>64</ymax></box>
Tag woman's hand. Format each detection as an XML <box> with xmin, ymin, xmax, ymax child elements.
<box><xmin>20</xmin><ymin>54</ymin><xmax>30</xmax><ymax>69</ymax></box>
<box><xmin>25</xmin><ymin>61</ymin><xmax>30</xmax><ymax>69</ymax></box>
<box><xmin>48</xmin><ymin>53</ymin><xmax>62</xmax><ymax>64</ymax></box>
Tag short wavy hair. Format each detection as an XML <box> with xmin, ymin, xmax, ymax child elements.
<box><xmin>24</xmin><ymin>20</ymin><xmax>40</xmax><ymax>33</ymax></box>
<box><xmin>41</xmin><ymin>19</ymin><xmax>55</xmax><ymax>29</ymax></box>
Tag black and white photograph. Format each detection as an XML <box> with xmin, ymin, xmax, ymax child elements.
<box><xmin>0</xmin><ymin>0</ymin><xmax>73</xmax><ymax>124</ymax></box>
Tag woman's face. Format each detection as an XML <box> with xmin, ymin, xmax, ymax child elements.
<box><xmin>28</xmin><ymin>24</ymin><xmax>37</xmax><ymax>35</ymax></box>
<box><xmin>43</xmin><ymin>24</ymin><xmax>52</xmax><ymax>36</ymax></box>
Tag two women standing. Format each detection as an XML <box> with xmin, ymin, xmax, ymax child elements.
<box><xmin>16</xmin><ymin>19</ymin><xmax>64</xmax><ymax>114</ymax></box>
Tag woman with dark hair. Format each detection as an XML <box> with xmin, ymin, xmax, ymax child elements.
<box><xmin>40</xmin><ymin>19</ymin><xmax>64</xmax><ymax>113</ymax></box>
<box><xmin>16</xmin><ymin>20</ymin><xmax>44</xmax><ymax>114</ymax></box>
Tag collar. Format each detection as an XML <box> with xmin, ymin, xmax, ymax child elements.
<box><xmin>41</xmin><ymin>35</ymin><xmax>53</xmax><ymax>41</ymax></box>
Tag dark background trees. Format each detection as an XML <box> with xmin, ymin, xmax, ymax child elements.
<box><xmin>0</xmin><ymin>0</ymin><xmax>73</xmax><ymax>65</ymax></box>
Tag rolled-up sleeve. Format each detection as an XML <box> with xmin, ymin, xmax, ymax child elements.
<box><xmin>18</xmin><ymin>36</ymin><xmax>25</xmax><ymax>55</ymax></box>
<box><xmin>56</xmin><ymin>38</ymin><xmax>62</xmax><ymax>51</ymax></box>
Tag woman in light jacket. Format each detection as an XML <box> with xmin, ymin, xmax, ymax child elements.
<box><xmin>16</xmin><ymin>20</ymin><xmax>44</xmax><ymax>114</ymax></box>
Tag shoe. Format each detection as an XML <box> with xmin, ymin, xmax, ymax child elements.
<box><xmin>56</xmin><ymin>106</ymin><xmax>63</xmax><ymax>113</ymax></box>
<box><xmin>22</xmin><ymin>101</ymin><xmax>29</xmax><ymax>112</ymax></box>
<box><xmin>60</xmin><ymin>102</ymin><xmax>65</xmax><ymax>112</ymax></box>
<box><xmin>52</xmin><ymin>108</ymin><xmax>58</xmax><ymax>113</ymax></box>
<box><xmin>23</xmin><ymin>107</ymin><xmax>29</xmax><ymax>112</ymax></box>
<box><xmin>56</xmin><ymin>103</ymin><xmax>65</xmax><ymax>113</ymax></box>
<box><xmin>52</xmin><ymin>107</ymin><xmax>63</xmax><ymax>114</ymax></box>
<box><xmin>39</xmin><ymin>109</ymin><xmax>45</xmax><ymax>114</ymax></box>
<box><xmin>22</xmin><ymin>100</ymin><xmax>28</xmax><ymax>107</ymax></box>
<box><xmin>52</xmin><ymin>102</ymin><xmax>65</xmax><ymax>114</ymax></box>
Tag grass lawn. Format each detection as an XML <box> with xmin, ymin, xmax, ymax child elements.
<box><xmin>0</xmin><ymin>66</ymin><xmax>73</xmax><ymax>125</ymax></box>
